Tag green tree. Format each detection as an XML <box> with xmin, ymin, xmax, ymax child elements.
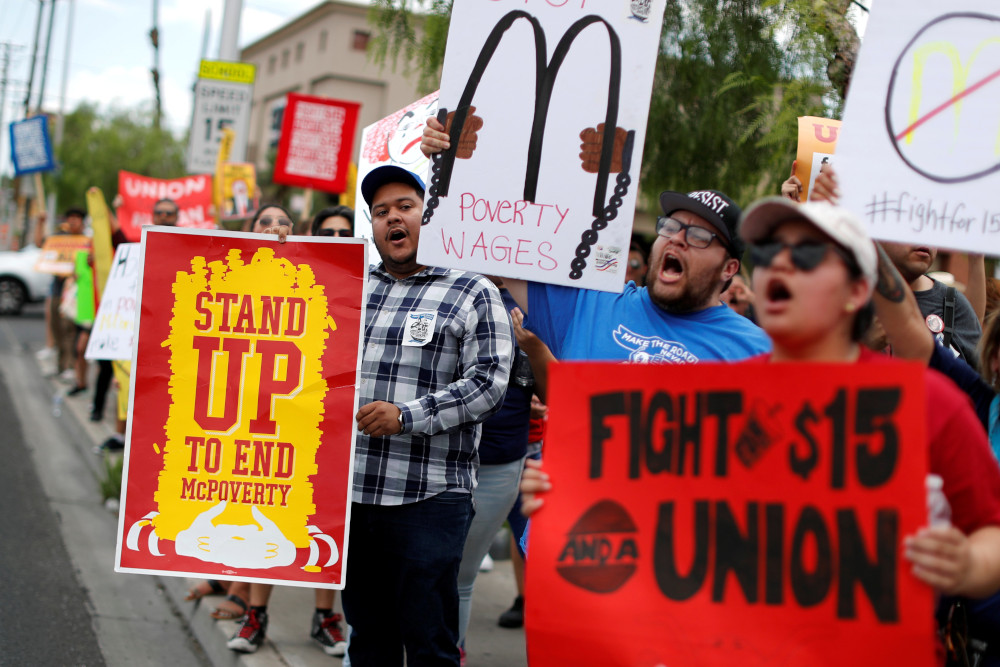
<box><xmin>45</xmin><ymin>102</ymin><xmax>186</xmax><ymax>211</ymax></box>
<box><xmin>369</xmin><ymin>0</ymin><xmax>857</xmax><ymax>206</ymax></box>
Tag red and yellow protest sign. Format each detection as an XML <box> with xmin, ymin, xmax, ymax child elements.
<box><xmin>116</xmin><ymin>171</ymin><xmax>215</xmax><ymax>241</ymax></box>
<box><xmin>526</xmin><ymin>361</ymin><xmax>935</xmax><ymax>666</ymax></box>
<box><xmin>795</xmin><ymin>116</ymin><xmax>842</xmax><ymax>202</ymax></box>
<box><xmin>115</xmin><ymin>228</ymin><xmax>367</xmax><ymax>588</ymax></box>
<box><xmin>35</xmin><ymin>234</ymin><xmax>90</xmax><ymax>275</ymax></box>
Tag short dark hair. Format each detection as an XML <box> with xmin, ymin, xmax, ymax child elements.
<box><xmin>252</xmin><ymin>203</ymin><xmax>293</xmax><ymax>227</ymax></box>
<box><xmin>311</xmin><ymin>205</ymin><xmax>355</xmax><ymax>237</ymax></box>
<box><xmin>64</xmin><ymin>207</ymin><xmax>86</xmax><ymax>219</ymax></box>
<box><xmin>153</xmin><ymin>198</ymin><xmax>179</xmax><ymax>212</ymax></box>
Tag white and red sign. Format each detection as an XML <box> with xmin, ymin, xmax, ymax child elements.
<box><xmin>116</xmin><ymin>171</ymin><xmax>215</xmax><ymax>241</ymax></box>
<box><xmin>272</xmin><ymin>93</ymin><xmax>361</xmax><ymax>194</ymax></box>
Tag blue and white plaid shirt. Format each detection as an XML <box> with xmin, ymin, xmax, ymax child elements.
<box><xmin>354</xmin><ymin>264</ymin><xmax>513</xmax><ymax>505</ymax></box>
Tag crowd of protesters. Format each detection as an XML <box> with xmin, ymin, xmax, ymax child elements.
<box><xmin>24</xmin><ymin>104</ymin><xmax>1000</xmax><ymax>667</ymax></box>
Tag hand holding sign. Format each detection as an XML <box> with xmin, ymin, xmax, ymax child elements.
<box><xmin>519</xmin><ymin>457</ymin><xmax>551</xmax><ymax>517</ymax></box>
<box><xmin>579</xmin><ymin>124</ymin><xmax>627</xmax><ymax>173</ymax></box>
<box><xmin>780</xmin><ymin>161</ymin><xmax>803</xmax><ymax>201</ymax></box>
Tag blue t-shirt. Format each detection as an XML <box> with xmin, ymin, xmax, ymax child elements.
<box><xmin>527</xmin><ymin>281</ymin><xmax>771</xmax><ymax>362</ymax></box>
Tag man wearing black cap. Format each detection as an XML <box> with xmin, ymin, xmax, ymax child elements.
<box><xmin>343</xmin><ymin>164</ymin><xmax>512</xmax><ymax>666</ymax></box>
<box><xmin>420</xmin><ymin>119</ymin><xmax>769</xmax><ymax>364</ymax></box>
<box><xmin>513</xmin><ymin>188</ymin><xmax>771</xmax><ymax>363</ymax></box>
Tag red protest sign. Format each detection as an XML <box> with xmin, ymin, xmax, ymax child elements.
<box><xmin>272</xmin><ymin>93</ymin><xmax>361</xmax><ymax>193</ymax></box>
<box><xmin>116</xmin><ymin>171</ymin><xmax>215</xmax><ymax>241</ymax></box>
<box><xmin>526</xmin><ymin>361</ymin><xmax>935</xmax><ymax>666</ymax></box>
<box><xmin>115</xmin><ymin>228</ymin><xmax>367</xmax><ymax>588</ymax></box>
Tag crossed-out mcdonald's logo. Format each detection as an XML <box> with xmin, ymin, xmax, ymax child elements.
<box><xmin>423</xmin><ymin>10</ymin><xmax>638</xmax><ymax>280</ymax></box>
<box><xmin>885</xmin><ymin>12</ymin><xmax>1000</xmax><ymax>184</ymax></box>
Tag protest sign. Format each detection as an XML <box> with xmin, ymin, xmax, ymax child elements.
<box><xmin>272</xmin><ymin>93</ymin><xmax>361</xmax><ymax>194</ymax></box>
<box><xmin>35</xmin><ymin>235</ymin><xmax>90</xmax><ymax>276</ymax></box>
<box><xmin>219</xmin><ymin>163</ymin><xmax>259</xmax><ymax>221</ymax></box>
<box><xmin>9</xmin><ymin>115</ymin><xmax>55</xmax><ymax>176</ymax></box>
<box><xmin>836</xmin><ymin>1</ymin><xmax>1000</xmax><ymax>253</ymax></box>
<box><xmin>795</xmin><ymin>117</ymin><xmax>841</xmax><ymax>202</ymax></box>
<box><xmin>115</xmin><ymin>228</ymin><xmax>367</xmax><ymax>588</ymax></box>
<box><xmin>417</xmin><ymin>0</ymin><xmax>666</xmax><ymax>292</ymax></box>
<box><xmin>187</xmin><ymin>60</ymin><xmax>256</xmax><ymax>174</ymax></box>
<box><xmin>85</xmin><ymin>243</ymin><xmax>140</xmax><ymax>361</ymax></box>
<box><xmin>356</xmin><ymin>91</ymin><xmax>440</xmax><ymax>246</ymax></box>
<box><xmin>526</xmin><ymin>361</ymin><xmax>935</xmax><ymax>666</ymax></box>
<box><xmin>116</xmin><ymin>171</ymin><xmax>215</xmax><ymax>241</ymax></box>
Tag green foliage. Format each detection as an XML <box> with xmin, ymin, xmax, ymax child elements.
<box><xmin>99</xmin><ymin>453</ymin><xmax>124</xmax><ymax>502</ymax></box>
<box><xmin>45</xmin><ymin>102</ymin><xmax>186</xmax><ymax>212</ymax></box>
<box><xmin>369</xmin><ymin>0</ymin><xmax>452</xmax><ymax>95</ymax></box>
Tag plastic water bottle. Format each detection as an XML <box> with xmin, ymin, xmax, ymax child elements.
<box><xmin>926</xmin><ymin>474</ymin><xmax>951</xmax><ymax>527</ymax></box>
<box><xmin>512</xmin><ymin>349</ymin><xmax>534</xmax><ymax>388</ymax></box>
<box><xmin>51</xmin><ymin>393</ymin><xmax>63</xmax><ymax>418</ymax></box>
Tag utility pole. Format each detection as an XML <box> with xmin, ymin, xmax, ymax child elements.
<box><xmin>51</xmin><ymin>0</ymin><xmax>75</xmax><ymax>218</ymax></box>
<box><xmin>0</xmin><ymin>42</ymin><xmax>23</xmax><ymax>233</ymax></box>
<box><xmin>219</xmin><ymin>0</ymin><xmax>242</xmax><ymax>61</ymax></box>
<box><xmin>37</xmin><ymin>0</ymin><xmax>57</xmax><ymax>113</ymax></box>
<box><xmin>150</xmin><ymin>0</ymin><xmax>161</xmax><ymax>130</ymax></box>
<box><xmin>23</xmin><ymin>0</ymin><xmax>45</xmax><ymax>115</ymax></box>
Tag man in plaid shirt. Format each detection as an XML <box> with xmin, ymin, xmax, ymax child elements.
<box><xmin>345</xmin><ymin>165</ymin><xmax>513</xmax><ymax>666</ymax></box>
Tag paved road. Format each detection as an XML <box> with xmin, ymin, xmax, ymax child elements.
<box><xmin>0</xmin><ymin>305</ymin><xmax>210</xmax><ymax>667</ymax></box>
<box><xmin>0</xmin><ymin>304</ymin><xmax>105</xmax><ymax>666</ymax></box>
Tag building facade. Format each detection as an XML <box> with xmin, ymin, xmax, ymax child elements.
<box><xmin>240</xmin><ymin>1</ymin><xmax>425</xmax><ymax>175</ymax></box>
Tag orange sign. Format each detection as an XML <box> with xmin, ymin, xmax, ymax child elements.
<box><xmin>795</xmin><ymin>116</ymin><xmax>842</xmax><ymax>202</ymax></box>
<box><xmin>115</xmin><ymin>228</ymin><xmax>367</xmax><ymax>589</ymax></box>
<box><xmin>35</xmin><ymin>234</ymin><xmax>91</xmax><ymax>276</ymax></box>
<box><xmin>526</xmin><ymin>361</ymin><xmax>935</xmax><ymax>666</ymax></box>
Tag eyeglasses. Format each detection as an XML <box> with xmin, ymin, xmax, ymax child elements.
<box><xmin>750</xmin><ymin>240</ymin><xmax>853</xmax><ymax>272</ymax></box>
<box><xmin>153</xmin><ymin>208</ymin><xmax>178</xmax><ymax>216</ymax></box>
<box><xmin>316</xmin><ymin>228</ymin><xmax>352</xmax><ymax>237</ymax></box>
<box><xmin>255</xmin><ymin>216</ymin><xmax>293</xmax><ymax>228</ymax></box>
<box><xmin>655</xmin><ymin>216</ymin><xmax>720</xmax><ymax>249</ymax></box>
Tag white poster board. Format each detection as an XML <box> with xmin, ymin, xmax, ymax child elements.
<box><xmin>186</xmin><ymin>60</ymin><xmax>256</xmax><ymax>174</ymax></box>
<box><xmin>836</xmin><ymin>1</ymin><xmax>1000</xmax><ymax>253</ymax></box>
<box><xmin>356</xmin><ymin>91</ymin><xmax>439</xmax><ymax>257</ymax></box>
<box><xmin>85</xmin><ymin>243</ymin><xmax>140</xmax><ymax>361</ymax></box>
<box><xmin>417</xmin><ymin>0</ymin><xmax>666</xmax><ymax>292</ymax></box>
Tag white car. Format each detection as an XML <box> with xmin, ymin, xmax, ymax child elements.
<box><xmin>0</xmin><ymin>245</ymin><xmax>53</xmax><ymax>315</ymax></box>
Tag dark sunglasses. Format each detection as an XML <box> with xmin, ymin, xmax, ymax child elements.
<box><xmin>256</xmin><ymin>216</ymin><xmax>293</xmax><ymax>228</ymax></box>
<box><xmin>153</xmin><ymin>208</ymin><xmax>177</xmax><ymax>216</ymax></box>
<box><xmin>316</xmin><ymin>228</ymin><xmax>352</xmax><ymax>237</ymax></box>
<box><xmin>750</xmin><ymin>240</ymin><xmax>853</xmax><ymax>271</ymax></box>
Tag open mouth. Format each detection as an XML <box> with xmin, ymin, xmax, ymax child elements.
<box><xmin>765</xmin><ymin>278</ymin><xmax>792</xmax><ymax>303</ymax></box>
<box><xmin>660</xmin><ymin>254</ymin><xmax>683</xmax><ymax>279</ymax></box>
<box><xmin>387</xmin><ymin>228</ymin><xmax>407</xmax><ymax>243</ymax></box>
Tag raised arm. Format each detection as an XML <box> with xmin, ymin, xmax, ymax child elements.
<box><xmin>966</xmin><ymin>253</ymin><xmax>987</xmax><ymax>325</ymax></box>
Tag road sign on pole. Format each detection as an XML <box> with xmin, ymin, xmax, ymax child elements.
<box><xmin>186</xmin><ymin>60</ymin><xmax>255</xmax><ymax>174</ymax></box>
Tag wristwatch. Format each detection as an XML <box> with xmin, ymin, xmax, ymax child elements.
<box><xmin>397</xmin><ymin>410</ymin><xmax>404</xmax><ymax>433</ymax></box>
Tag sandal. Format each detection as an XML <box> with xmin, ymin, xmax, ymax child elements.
<box><xmin>185</xmin><ymin>579</ymin><xmax>225</xmax><ymax>601</ymax></box>
<box><xmin>211</xmin><ymin>594</ymin><xmax>248</xmax><ymax>621</ymax></box>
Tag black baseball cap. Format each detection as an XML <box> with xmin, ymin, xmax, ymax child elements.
<box><xmin>361</xmin><ymin>165</ymin><xmax>426</xmax><ymax>210</ymax></box>
<box><xmin>659</xmin><ymin>189</ymin><xmax>743</xmax><ymax>257</ymax></box>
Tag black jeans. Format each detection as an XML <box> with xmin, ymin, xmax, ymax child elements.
<box><xmin>342</xmin><ymin>491</ymin><xmax>474</xmax><ymax>666</ymax></box>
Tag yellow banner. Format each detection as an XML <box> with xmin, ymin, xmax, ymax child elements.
<box><xmin>86</xmin><ymin>187</ymin><xmax>114</xmax><ymax>295</ymax></box>
<box><xmin>198</xmin><ymin>60</ymin><xmax>256</xmax><ymax>84</ymax></box>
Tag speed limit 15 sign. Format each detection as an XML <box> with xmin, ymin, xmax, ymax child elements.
<box><xmin>186</xmin><ymin>60</ymin><xmax>256</xmax><ymax>175</ymax></box>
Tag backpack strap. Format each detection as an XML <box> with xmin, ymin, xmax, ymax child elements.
<box><xmin>942</xmin><ymin>286</ymin><xmax>957</xmax><ymax>350</ymax></box>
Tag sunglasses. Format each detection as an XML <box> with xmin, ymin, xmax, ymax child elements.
<box><xmin>316</xmin><ymin>228</ymin><xmax>352</xmax><ymax>237</ymax></box>
<box><xmin>750</xmin><ymin>240</ymin><xmax>853</xmax><ymax>271</ymax></box>
<box><xmin>256</xmin><ymin>216</ymin><xmax>293</xmax><ymax>228</ymax></box>
<box><xmin>655</xmin><ymin>216</ymin><xmax>720</xmax><ymax>249</ymax></box>
<box><xmin>153</xmin><ymin>209</ymin><xmax>177</xmax><ymax>216</ymax></box>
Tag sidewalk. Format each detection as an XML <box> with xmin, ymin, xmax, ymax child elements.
<box><xmin>48</xmin><ymin>357</ymin><xmax>527</xmax><ymax>667</ymax></box>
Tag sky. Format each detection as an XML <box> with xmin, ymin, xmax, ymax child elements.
<box><xmin>0</xmin><ymin>0</ymin><xmax>327</xmax><ymax>174</ymax></box>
